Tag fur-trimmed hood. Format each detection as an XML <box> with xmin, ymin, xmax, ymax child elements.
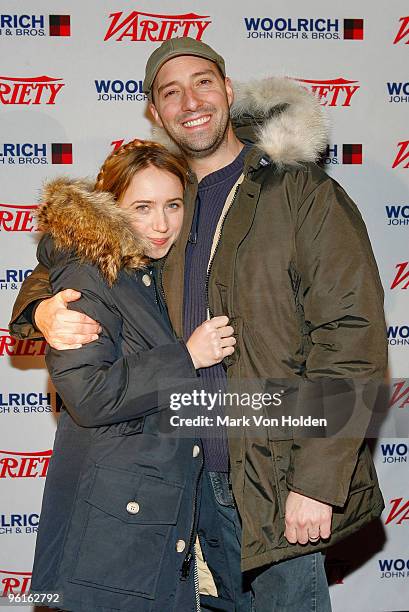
<box><xmin>37</xmin><ymin>178</ymin><xmax>147</xmax><ymax>285</ymax></box>
<box><xmin>153</xmin><ymin>76</ymin><xmax>328</xmax><ymax>167</ymax></box>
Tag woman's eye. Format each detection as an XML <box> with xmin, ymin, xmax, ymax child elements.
<box><xmin>167</xmin><ymin>202</ymin><xmax>180</xmax><ymax>209</ymax></box>
<box><xmin>135</xmin><ymin>205</ymin><xmax>149</xmax><ymax>213</ymax></box>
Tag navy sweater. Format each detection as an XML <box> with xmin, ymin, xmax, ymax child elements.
<box><xmin>183</xmin><ymin>146</ymin><xmax>247</xmax><ymax>471</ymax></box>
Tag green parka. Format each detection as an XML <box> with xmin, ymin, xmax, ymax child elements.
<box><xmin>10</xmin><ymin>77</ymin><xmax>387</xmax><ymax>572</ymax></box>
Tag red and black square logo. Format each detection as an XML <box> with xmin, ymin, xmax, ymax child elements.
<box><xmin>343</xmin><ymin>19</ymin><xmax>364</xmax><ymax>40</ymax></box>
<box><xmin>51</xmin><ymin>143</ymin><xmax>73</xmax><ymax>164</ymax></box>
<box><xmin>49</xmin><ymin>15</ymin><xmax>71</xmax><ymax>37</ymax></box>
<box><xmin>342</xmin><ymin>144</ymin><xmax>362</xmax><ymax>164</ymax></box>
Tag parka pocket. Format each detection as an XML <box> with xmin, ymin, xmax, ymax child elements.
<box><xmin>70</xmin><ymin>464</ymin><xmax>184</xmax><ymax>599</ymax></box>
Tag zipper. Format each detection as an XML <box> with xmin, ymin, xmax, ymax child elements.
<box><xmin>204</xmin><ymin>184</ymin><xmax>241</xmax><ymax>319</ymax></box>
<box><xmin>193</xmin><ymin>551</ymin><xmax>200</xmax><ymax>612</ymax></box>
<box><xmin>181</xmin><ymin>455</ymin><xmax>204</xmax><ymax>581</ymax></box>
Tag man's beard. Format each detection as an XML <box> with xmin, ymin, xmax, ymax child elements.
<box><xmin>161</xmin><ymin>105</ymin><xmax>230</xmax><ymax>159</ymax></box>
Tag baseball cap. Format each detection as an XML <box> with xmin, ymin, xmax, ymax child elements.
<box><xmin>143</xmin><ymin>36</ymin><xmax>226</xmax><ymax>99</ymax></box>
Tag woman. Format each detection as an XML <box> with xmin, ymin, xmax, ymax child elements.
<box><xmin>31</xmin><ymin>139</ymin><xmax>235</xmax><ymax>612</ymax></box>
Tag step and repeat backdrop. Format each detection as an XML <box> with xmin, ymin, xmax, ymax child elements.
<box><xmin>0</xmin><ymin>1</ymin><xmax>408</xmax><ymax>611</ymax></box>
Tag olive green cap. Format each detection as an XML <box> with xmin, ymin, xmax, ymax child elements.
<box><xmin>143</xmin><ymin>37</ymin><xmax>226</xmax><ymax>99</ymax></box>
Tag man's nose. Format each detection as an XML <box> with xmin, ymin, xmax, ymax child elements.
<box><xmin>181</xmin><ymin>87</ymin><xmax>201</xmax><ymax>112</ymax></box>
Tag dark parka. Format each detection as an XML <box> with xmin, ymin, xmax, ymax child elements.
<box><xmin>26</xmin><ymin>180</ymin><xmax>202</xmax><ymax>612</ymax></box>
<box><xmin>10</xmin><ymin>77</ymin><xmax>387</xmax><ymax>574</ymax></box>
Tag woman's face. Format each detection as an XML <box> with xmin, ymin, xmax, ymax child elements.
<box><xmin>119</xmin><ymin>165</ymin><xmax>184</xmax><ymax>259</ymax></box>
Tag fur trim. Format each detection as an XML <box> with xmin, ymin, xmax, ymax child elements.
<box><xmin>152</xmin><ymin>76</ymin><xmax>328</xmax><ymax>166</ymax></box>
<box><xmin>37</xmin><ymin>178</ymin><xmax>148</xmax><ymax>285</ymax></box>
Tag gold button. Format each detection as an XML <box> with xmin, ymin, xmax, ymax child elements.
<box><xmin>176</xmin><ymin>539</ymin><xmax>186</xmax><ymax>553</ymax></box>
<box><xmin>192</xmin><ymin>445</ymin><xmax>200</xmax><ymax>458</ymax></box>
<box><xmin>126</xmin><ymin>501</ymin><xmax>140</xmax><ymax>514</ymax></box>
<box><xmin>142</xmin><ymin>274</ymin><xmax>152</xmax><ymax>286</ymax></box>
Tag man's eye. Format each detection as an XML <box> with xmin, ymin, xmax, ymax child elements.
<box><xmin>164</xmin><ymin>89</ymin><xmax>177</xmax><ymax>98</ymax></box>
<box><xmin>199</xmin><ymin>79</ymin><xmax>211</xmax><ymax>85</ymax></box>
<box><xmin>168</xmin><ymin>202</ymin><xmax>180</xmax><ymax>209</ymax></box>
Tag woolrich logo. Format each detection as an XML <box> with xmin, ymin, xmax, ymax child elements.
<box><xmin>0</xmin><ymin>143</ymin><xmax>72</xmax><ymax>165</ymax></box>
<box><xmin>0</xmin><ymin>269</ymin><xmax>32</xmax><ymax>291</ymax></box>
<box><xmin>244</xmin><ymin>17</ymin><xmax>363</xmax><ymax>40</ymax></box>
<box><xmin>295</xmin><ymin>77</ymin><xmax>360</xmax><ymax>106</ymax></box>
<box><xmin>323</xmin><ymin>144</ymin><xmax>362</xmax><ymax>165</ymax></box>
<box><xmin>393</xmin><ymin>16</ymin><xmax>409</xmax><ymax>45</ymax></box>
<box><xmin>104</xmin><ymin>11</ymin><xmax>211</xmax><ymax>41</ymax></box>
<box><xmin>388</xmin><ymin>325</ymin><xmax>409</xmax><ymax>347</ymax></box>
<box><xmin>386</xmin><ymin>204</ymin><xmax>409</xmax><ymax>225</ymax></box>
<box><xmin>0</xmin><ymin>570</ymin><xmax>31</xmax><ymax>597</ymax></box>
<box><xmin>378</xmin><ymin>559</ymin><xmax>409</xmax><ymax>578</ymax></box>
<box><xmin>0</xmin><ymin>450</ymin><xmax>52</xmax><ymax>478</ymax></box>
<box><xmin>387</xmin><ymin>82</ymin><xmax>409</xmax><ymax>104</ymax></box>
<box><xmin>0</xmin><ymin>76</ymin><xmax>65</xmax><ymax>105</ymax></box>
<box><xmin>95</xmin><ymin>79</ymin><xmax>146</xmax><ymax>102</ymax></box>
<box><xmin>379</xmin><ymin>559</ymin><xmax>409</xmax><ymax>579</ymax></box>
<box><xmin>0</xmin><ymin>204</ymin><xmax>38</xmax><ymax>232</ymax></box>
<box><xmin>0</xmin><ymin>391</ymin><xmax>61</xmax><ymax>415</ymax></box>
<box><xmin>392</xmin><ymin>141</ymin><xmax>409</xmax><ymax>169</ymax></box>
<box><xmin>0</xmin><ymin>329</ymin><xmax>47</xmax><ymax>357</ymax></box>
<box><xmin>381</xmin><ymin>443</ymin><xmax>408</xmax><ymax>463</ymax></box>
<box><xmin>0</xmin><ymin>14</ymin><xmax>70</xmax><ymax>36</ymax></box>
<box><xmin>0</xmin><ymin>513</ymin><xmax>39</xmax><ymax>535</ymax></box>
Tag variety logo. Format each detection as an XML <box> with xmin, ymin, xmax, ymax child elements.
<box><xmin>381</xmin><ymin>443</ymin><xmax>408</xmax><ymax>463</ymax></box>
<box><xmin>387</xmin><ymin>82</ymin><xmax>409</xmax><ymax>103</ymax></box>
<box><xmin>0</xmin><ymin>570</ymin><xmax>31</xmax><ymax>597</ymax></box>
<box><xmin>0</xmin><ymin>450</ymin><xmax>52</xmax><ymax>479</ymax></box>
<box><xmin>295</xmin><ymin>77</ymin><xmax>360</xmax><ymax>107</ymax></box>
<box><xmin>392</xmin><ymin>141</ymin><xmax>409</xmax><ymax>169</ymax></box>
<box><xmin>244</xmin><ymin>17</ymin><xmax>363</xmax><ymax>40</ymax></box>
<box><xmin>379</xmin><ymin>558</ymin><xmax>409</xmax><ymax>579</ymax></box>
<box><xmin>95</xmin><ymin>79</ymin><xmax>146</xmax><ymax>102</ymax></box>
<box><xmin>0</xmin><ymin>269</ymin><xmax>32</xmax><ymax>291</ymax></box>
<box><xmin>390</xmin><ymin>262</ymin><xmax>409</xmax><ymax>290</ymax></box>
<box><xmin>386</xmin><ymin>204</ymin><xmax>409</xmax><ymax>225</ymax></box>
<box><xmin>0</xmin><ymin>513</ymin><xmax>39</xmax><ymax>535</ymax></box>
<box><xmin>0</xmin><ymin>329</ymin><xmax>47</xmax><ymax>358</ymax></box>
<box><xmin>323</xmin><ymin>144</ymin><xmax>362</xmax><ymax>165</ymax></box>
<box><xmin>0</xmin><ymin>76</ymin><xmax>65</xmax><ymax>105</ymax></box>
<box><xmin>384</xmin><ymin>498</ymin><xmax>409</xmax><ymax>525</ymax></box>
<box><xmin>0</xmin><ymin>204</ymin><xmax>38</xmax><ymax>232</ymax></box>
<box><xmin>393</xmin><ymin>16</ymin><xmax>409</xmax><ymax>45</ymax></box>
<box><xmin>0</xmin><ymin>391</ymin><xmax>62</xmax><ymax>415</ymax></box>
<box><xmin>104</xmin><ymin>11</ymin><xmax>211</xmax><ymax>42</ymax></box>
<box><xmin>389</xmin><ymin>380</ymin><xmax>409</xmax><ymax>410</ymax></box>
<box><xmin>0</xmin><ymin>142</ymin><xmax>72</xmax><ymax>165</ymax></box>
<box><xmin>0</xmin><ymin>14</ymin><xmax>70</xmax><ymax>36</ymax></box>
<box><xmin>387</xmin><ymin>325</ymin><xmax>409</xmax><ymax>346</ymax></box>
<box><xmin>111</xmin><ymin>139</ymin><xmax>125</xmax><ymax>152</ymax></box>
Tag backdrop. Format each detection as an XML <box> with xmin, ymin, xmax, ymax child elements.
<box><xmin>1</xmin><ymin>1</ymin><xmax>408</xmax><ymax>611</ymax></box>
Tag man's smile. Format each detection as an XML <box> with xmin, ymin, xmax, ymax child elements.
<box><xmin>182</xmin><ymin>115</ymin><xmax>211</xmax><ymax>128</ymax></box>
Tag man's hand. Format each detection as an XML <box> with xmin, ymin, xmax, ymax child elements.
<box><xmin>284</xmin><ymin>491</ymin><xmax>332</xmax><ymax>545</ymax></box>
<box><xmin>34</xmin><ymin>289</ymin><xmax>101</xmax><ymax>350</ymax></box>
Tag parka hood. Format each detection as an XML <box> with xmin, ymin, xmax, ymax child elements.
<box><xmin>152</xmin><ymin>76</ymin><xmax>328</xmax><ymax>168</ymax></box>
<box><xmin>37</xmin><ymin>178</ymin><xmax>148</xmax><ymax>285</ymax></box>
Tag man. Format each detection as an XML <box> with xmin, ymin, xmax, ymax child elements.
<box><xmin>10</xmin><ymin>38</ymin><xmax>387</xmax><ymax>611</ymax></box>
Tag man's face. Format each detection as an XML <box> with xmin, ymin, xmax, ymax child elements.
<box><xmin>149</xmin><ymin>56</ymin><xmax>233</xmax><ymax>158</ymax></box>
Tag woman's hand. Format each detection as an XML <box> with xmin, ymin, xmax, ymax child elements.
<box><xmin>186</xmin><ymin>316</ymin><xmax>236</xmax><ymax>369</ymax></box>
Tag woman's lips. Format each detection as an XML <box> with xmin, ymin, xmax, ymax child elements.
<box><xmin>149</xmin><ymin>238</ymin><xmax>169</xmax><ymax>246</ymax></box>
